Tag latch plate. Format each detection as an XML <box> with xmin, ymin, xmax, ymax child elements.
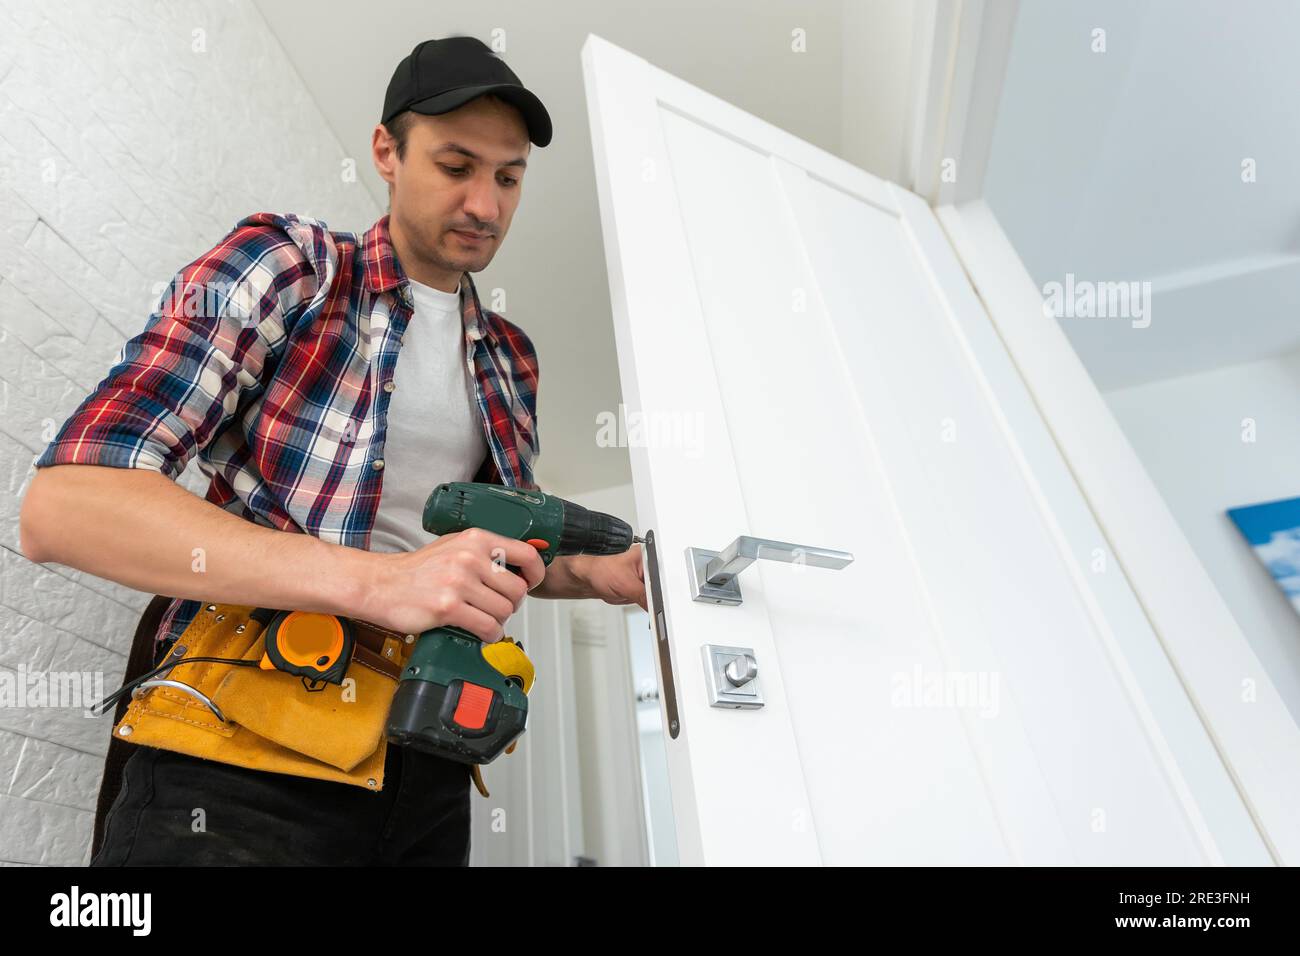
<box><xmin>702</xmin><ymin>644</ymin><xmax>764</xmax><ymax>709</ymax></box>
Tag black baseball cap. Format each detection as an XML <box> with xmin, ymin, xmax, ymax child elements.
<box><xmin>381</xmin><ymin>36</ymin><xmax>552</xmax><ymax>147</ymax></box>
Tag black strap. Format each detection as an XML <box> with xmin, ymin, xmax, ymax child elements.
<box><xmin>90</xmin><ymin>593</ymin><xmax>174</xmax><ymax>860</ymax></box>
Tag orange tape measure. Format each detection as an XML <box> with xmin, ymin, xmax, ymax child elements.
<box><xmin>260</xmin><ymin>610</ymin><xmax>355</xmax><ymax>686</ymax></box>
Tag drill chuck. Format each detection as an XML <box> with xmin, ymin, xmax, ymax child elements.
<box><xmin>558</xmin><ymin>501</ymin><xmax>635</xmax><ymax>557</ymax></box>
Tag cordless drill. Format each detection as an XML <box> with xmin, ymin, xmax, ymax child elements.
<box><xmin>384</xmin><ymin>481</ymin><xmax>640</xmax><ymax>765</ymax></box>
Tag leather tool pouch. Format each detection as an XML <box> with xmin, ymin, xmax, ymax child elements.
<box><xmin>113</xmin><ymin>602</ymin><xmax>413</xmax><ymax>791</ymax></box>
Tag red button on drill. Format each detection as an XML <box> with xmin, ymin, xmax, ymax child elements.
<box><xmin>452</xmin><ymin>682</ymin><xmax>494</xmax><ymax>730</ymax></box>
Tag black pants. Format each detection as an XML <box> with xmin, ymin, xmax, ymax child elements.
<box><xmin>90</xmin><ymin>742</ymin><xmax>472</xmax><ymax>866</ymax></box>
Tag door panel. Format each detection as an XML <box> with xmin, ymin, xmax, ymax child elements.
<box><xmin>582</xmin><ymin>34</ymin><xmax>1268</xmax><ymax>865</ymax></box>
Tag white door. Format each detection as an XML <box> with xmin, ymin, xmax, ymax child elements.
<box><xmin>580</xmin><ymin>34</ymin><xmax>1272</xmax><ymax>866</ymax></box>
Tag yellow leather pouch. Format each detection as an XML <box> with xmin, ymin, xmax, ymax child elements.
<box><xmin>112</xmin><ymin>602</ymin><xmax>408</xmax><ymax>791</ymax></box>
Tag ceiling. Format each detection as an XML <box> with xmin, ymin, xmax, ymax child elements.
<box><xmin>984</xmin><ymin>0</ymin><xmax>1300</xmax><ymax>391</ymax></box>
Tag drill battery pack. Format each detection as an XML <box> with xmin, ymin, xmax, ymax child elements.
<box><xmin>385</xmin><ymin>626</ymin><xmax>535</xmax><ymax>764</ymax></box>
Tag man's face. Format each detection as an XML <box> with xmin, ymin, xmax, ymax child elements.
<box><xmin>375</xmin><ymin>96</ymin><xmax>530</xmax><ymax>277</ymax></box>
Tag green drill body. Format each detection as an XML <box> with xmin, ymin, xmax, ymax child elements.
<box><xmin>385</xmin><ymin>481</ymin><xmax>636</xmax><ymax>765</ymax></box>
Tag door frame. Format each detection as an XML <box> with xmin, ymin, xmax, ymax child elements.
<box><xmin>903</xmin><ymin>0</ymin><xmax>1300</xmax><ymax>863</ymax></box>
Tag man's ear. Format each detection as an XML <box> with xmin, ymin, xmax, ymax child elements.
<box><xmin>372</xmin><ymin>123</ymin><xmax>398</xmax><ymax>189</ymax></box>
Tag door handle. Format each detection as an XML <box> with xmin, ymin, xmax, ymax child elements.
<box><xmin>686</xmin><ymin>535</ymin><xmax>854</xmax><ymax>605</ymax></box>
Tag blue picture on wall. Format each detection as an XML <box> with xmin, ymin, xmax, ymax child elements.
<box><xmin>1227</xmin><ymin>496</ymin><xmax>1300</xmax><ymax>615</ymax></box>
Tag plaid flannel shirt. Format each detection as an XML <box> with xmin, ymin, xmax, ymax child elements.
<box><xmin>33</xmin><ymin>212</ymin><xmax>540</xmax><ymax>660</ymax></box>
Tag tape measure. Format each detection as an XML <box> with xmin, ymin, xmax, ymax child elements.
<box><xmin>260</xmin><ymin>610</ymin><xmax>354</xmax><ymax>686</ymax></box>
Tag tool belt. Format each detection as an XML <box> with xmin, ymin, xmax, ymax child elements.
<box><xmin>111</xmin><ymin>601</ymin><xmax>522</xmax><ymax>797</ymax></box>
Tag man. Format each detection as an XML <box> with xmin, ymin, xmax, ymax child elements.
<box><xmin>19</xmin><ymin>36</ymin><xmax>646</xmax><ymax>866</ymax></box>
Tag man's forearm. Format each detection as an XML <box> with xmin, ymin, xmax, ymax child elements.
<box><xmin>528</xmin><ymin>554</ymin><xmax>593</xmax><ymax>600</ymax></box>
<box><xmin>20</xmin><ymin>464</ymin><xmax>372</xmax><ymax>616</ymax></box>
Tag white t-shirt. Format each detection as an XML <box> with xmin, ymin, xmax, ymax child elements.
<box><xmin>368</xmin><ymin>277</ymin><xmax>488</xmax><ymax>553</ymax></box>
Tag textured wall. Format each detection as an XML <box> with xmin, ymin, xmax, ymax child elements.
<box><xmin>0</xmin><ymin>0</ymin><xmax>378</xmax><ymax>865</ymax></box>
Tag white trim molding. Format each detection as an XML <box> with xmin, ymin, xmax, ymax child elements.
<box><xmin>937</xmin><ymin>198</ymin><xmax>1300</xmax><ymax>864</ymax></box>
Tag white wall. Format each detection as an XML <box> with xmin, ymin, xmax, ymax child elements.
<box><xmin>839</xmin><ymin>0</ymin><xmax>916</xmax><ymax>185</ymax></box>
<box><xmin>0</xmin><ymin>0</ymin><xmax>378</xmax><ymax>865</ymax></box>
<box><xmin>563</xmin><ymin>481</ymin><xmax>650</xmax><ymax>865</ymax></box>
<box><xmin>1104</xmin><ymin>351</ymin><xmax>1300</xmax><ymax>728</ymax></box>
<box><xmin>468</xmin><ymin>593</ymin><xmax>589</xmax><ymax>867</ymax></box>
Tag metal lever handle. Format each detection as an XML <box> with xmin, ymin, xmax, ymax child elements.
<box><xmin>705</xmin><ymin>536</ymin><xmax>853</xmax><ymax>586</ymax></box>
<box><xmin>687</xmin><ymin>535</ymin><xmax>854</xmax><ymax>605</ymax></box>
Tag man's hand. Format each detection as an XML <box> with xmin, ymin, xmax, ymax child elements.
<box><xmin>357</xmin><ymin>528</ymin><xmax>547</xmax><ymax>643</ymax></box>
<box><xmin>574</xmin><ymin>545</ymin><xmax>648</xmax><ymax>611</ymax></box>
